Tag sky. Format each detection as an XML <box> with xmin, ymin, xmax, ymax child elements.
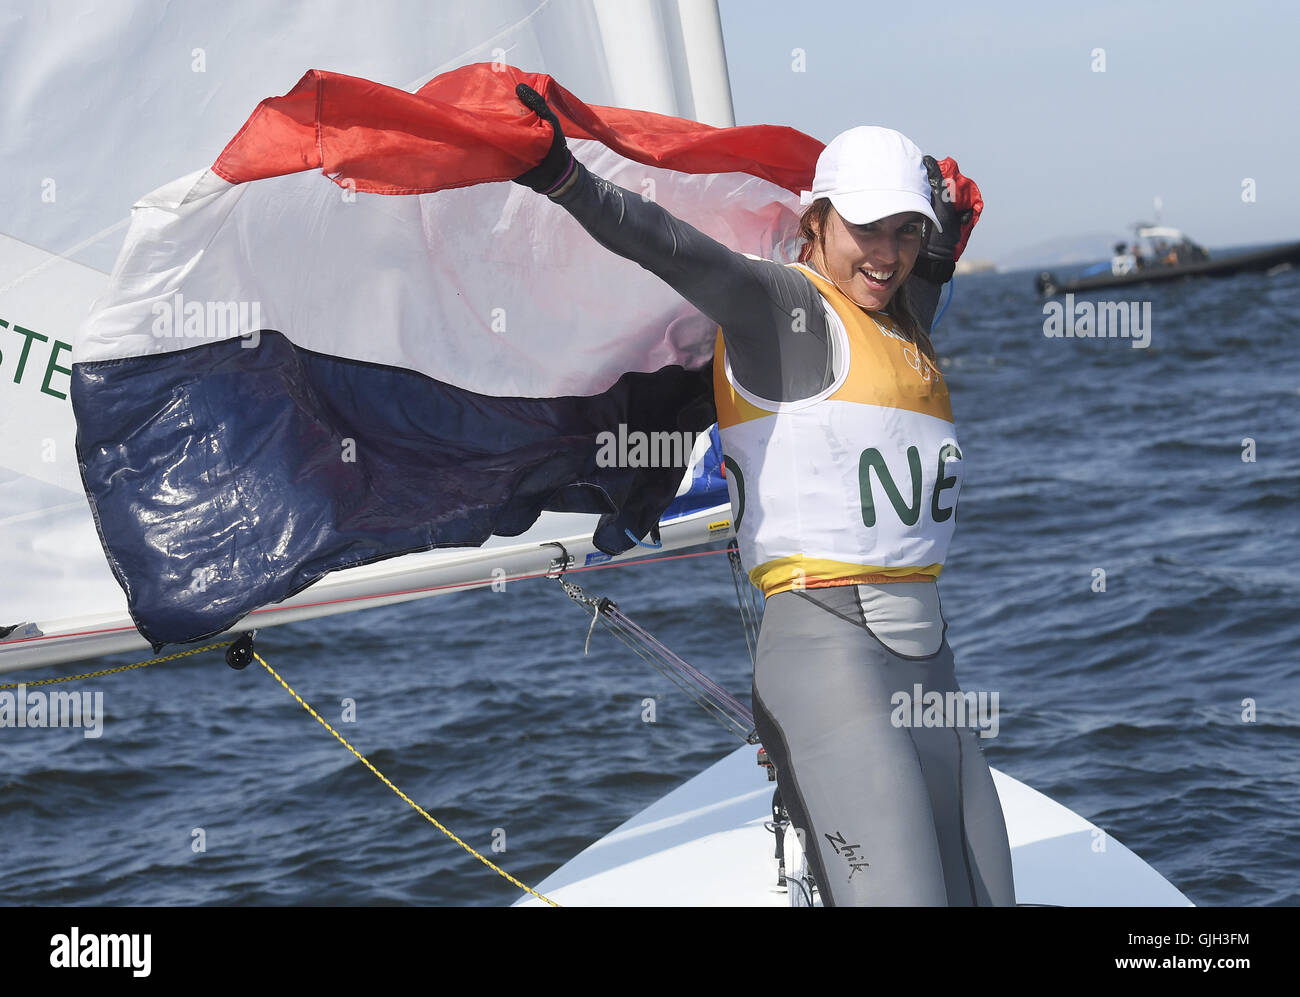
<box><xmin>717</xmin><ymin>0</ymin><xmax>1300</xmax><ymax>265</ymax></box>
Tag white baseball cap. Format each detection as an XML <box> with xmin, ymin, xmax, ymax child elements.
<box><xmin>800</xmin><ymin>126</ymin><xmax>942</xmax><ymax>233</ymax></box>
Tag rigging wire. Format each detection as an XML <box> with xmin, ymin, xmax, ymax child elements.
<box><xmin>547</xmin><ymin>536</ymin><xmax>763</xmax><ymax>746</ymax></box>
<box><xmin>727</xmin><ymin>538</ymin><xmax>763</xmax><ymax>667</ymax></box>
<box><xmin>552</xmin><ymin>571</ymin><xmax>757</xmax><ymax>743</ymax></box>
<box><xmin>549</xmin><ymin>551</ymin><xmax>817</xmax><ymax>901</ymax></box>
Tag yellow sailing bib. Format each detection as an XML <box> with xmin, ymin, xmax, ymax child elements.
<box><xmin>713</xmin><ymin>261</ymin><xmax>963</xmax><ymax>597</ymax></box>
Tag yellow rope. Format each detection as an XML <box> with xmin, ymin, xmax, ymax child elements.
<box><xmin>2</xmin><ymin>641</ymin><xmax>559</xmax><ymax>906</ymax></box>
<box><xmin>0</xmin><ymin>642</ymin><xmax>229</xmax><ymax>689</ymax></box>
<box><xmin>252</xmin><ymin>652</ymin><xmax>559</xmax><ymax>907</ymax></box>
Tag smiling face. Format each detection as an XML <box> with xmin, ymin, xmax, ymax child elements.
<box><xmin>809</xmin><ymin>206</ymin><xmax>925</xmax><ymax>311</ymax></box>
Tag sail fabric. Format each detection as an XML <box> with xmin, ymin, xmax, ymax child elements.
<box><xmin>70</xmin><ymin>62</ymin><xmax>818</xmax><ymax>651</ymax></box>
<box><xmin>0</xmin><ymin>0</ymin><xmax>736</xmax><ymax>672</ymax></box>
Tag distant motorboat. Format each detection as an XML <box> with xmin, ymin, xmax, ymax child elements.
<box><xmin>1036</xmin><ymin>225</ymin><xmax>1300</xmax><ymax>295</ymax></box>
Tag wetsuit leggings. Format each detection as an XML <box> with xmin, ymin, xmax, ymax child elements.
<box><xmin>752</xmin><ymin>585</ymin><xmax>1017</xmax><ymax>906</ymax></box>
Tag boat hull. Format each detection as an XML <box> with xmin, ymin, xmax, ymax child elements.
<box><xmin>1038</xmin><ymin>241</ymin><xmax>1300</xmax><ymax>295</ymax></box>
<box><xmin>512</xmin><ymin>743</ymin><xmax>1193</xmax><ymax>906</ymax></box>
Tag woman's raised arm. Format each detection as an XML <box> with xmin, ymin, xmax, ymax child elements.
<box><xmin>513</xmin><ymin>84</ymin><xmax>837</xmax><ymax>403</ymax></box>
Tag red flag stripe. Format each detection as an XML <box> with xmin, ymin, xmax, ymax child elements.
<box><xmin>212</xmin><ymin>62</ymin><xmax>823</xmax><ymax>196</ymax></box>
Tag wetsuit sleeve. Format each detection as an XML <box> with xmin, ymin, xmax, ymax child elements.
<box><xmin>904</xmin><ymin>273</ymin><xmax>944</xmax><ymax>333</ymax></box>
<box><xmin>546</xmin><ymin>158</ymin><xmax>836</xmax><ymax>402</ymax></box>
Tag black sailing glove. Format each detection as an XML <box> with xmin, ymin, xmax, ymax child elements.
<box><xmin>911</xmin><ymin>154</ymin><xmax>973</xmax><ymax>285</ymax></box>
<box><xmin>512</xmin><ymin>83</ymin><xmax>576</xmax><ymax>195</ymax></box>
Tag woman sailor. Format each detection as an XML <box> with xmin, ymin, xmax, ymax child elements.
<box><xmin>512</xmin><ymin>85</ymin><xmax>1015</xmax><ymax>906</ymax></box>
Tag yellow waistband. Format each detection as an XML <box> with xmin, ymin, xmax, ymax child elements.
<box><xmin>751</xmin><ymin>555</ymin><xmax>942</xmax><ymax>597</ymax></box>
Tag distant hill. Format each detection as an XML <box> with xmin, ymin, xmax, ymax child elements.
<box><xmin>998</xmin><ymin>231</ymin><xmax>1126</xmax><ymax>271</ymax></box>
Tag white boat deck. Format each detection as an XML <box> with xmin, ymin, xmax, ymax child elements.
<box><xmin>514</xmin><ymin>743</ymin><xmax>1193</xmax><ymax>907</ymax></box>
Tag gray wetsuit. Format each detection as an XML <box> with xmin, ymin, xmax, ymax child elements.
<box><xmin>549</xmin><ymin>159</ymin><xmax>1016</xmax><ymax>906</ymax></box>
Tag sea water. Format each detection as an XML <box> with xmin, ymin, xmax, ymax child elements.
<box><xmin>2</xmin><ymin>266</ymin><xmax>1297</xmax><ymax>906</ymax></box>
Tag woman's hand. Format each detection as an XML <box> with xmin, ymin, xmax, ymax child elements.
<box><xmin>913</xmin><ymin>155</ymin><xmax>984</xmax><ymax>282</ymax></box>
<box><xmin>513</xmin><ymin>83</ymin><xmax>576</xmax><ymax>195</ymax></box>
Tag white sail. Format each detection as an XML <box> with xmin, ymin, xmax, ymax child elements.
<box><xmin>0</xmin><ymin>0</ymin><xmax>735</xmax><ymax>673</ymax></box>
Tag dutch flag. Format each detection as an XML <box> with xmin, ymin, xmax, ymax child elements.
<box><xmin>70</xmin><ymin>62</ymin><xmax>818</xmax><ymax>650</ymax></box>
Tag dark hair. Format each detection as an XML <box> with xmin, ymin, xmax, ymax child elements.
<box><xmin>797</xmin><ymin>197</ymin><xmax>937</xmax><ymax>364</ymax></box>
